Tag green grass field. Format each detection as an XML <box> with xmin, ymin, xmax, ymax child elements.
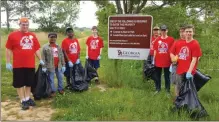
<box><xmin>1</xmin><ymin>29</ymin><xmax>219</xmax><ymax>121</ymax></box>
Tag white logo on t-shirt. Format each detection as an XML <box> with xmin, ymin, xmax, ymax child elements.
<box><xmin>52</xmin><ymin>47</ymin><xmax>58</xmax><ymax>57</ymax></box>
<box><xmin>69</xmin><ymin>42</ymin><xmax>78</xmax><ymax>54</ymax></box>
<box><xmin>20</xmin><ymin>35</ymin><xmax>33</xmax><ymax>49</ymax></box>
<box><xmin>90</xmin><ymin>39</ymin><xmax>99</xmax><ymax>49</ymax></box>
<box><xmin>178</xmin><ymin>46</ymin><xmax>189</xmax><ymax>60</ymax></box>
<box><xmin>158</xmin><ymin>41</ymin><xmax>168</xmax><ymax>53</ymax></box>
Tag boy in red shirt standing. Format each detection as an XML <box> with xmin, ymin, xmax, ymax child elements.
<box><xmin>86</xmin><ymin>26</ymin><xmax>104</xmax><ymax>84</ymax></box>
<box><xmin>62</xmin><ymin>27</ymin><xmax>81</xmax><ymax>89</ymax></box>
<box><xmin>170</xmin><ymin>24</ymin><xmax>202</xmax><ymax>84</ymax></box>
<box><xmin>42</xmin><ymin>33</ymin><xmax>66</xmax><ymax>96</ymax></box>
<box><xmin>153</xmin><ymin>25</ymin><xmax>175</xmax><ymax>95</ymax></box>
<box><xmin>5</xmin><ymin>17</ymin><xmax>44</xmax><ymax>110</ymax></box>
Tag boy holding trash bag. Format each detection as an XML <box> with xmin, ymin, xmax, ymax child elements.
<box><xmin>42</xmin><ymin>32</ymin><xmax>66</xmax><ymax>97</ymax></box>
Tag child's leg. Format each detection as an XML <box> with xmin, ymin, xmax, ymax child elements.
<box><xmin>55</xmin><ymin>68</ymin><xmax>64</xmax><ymax>92</ymax></box>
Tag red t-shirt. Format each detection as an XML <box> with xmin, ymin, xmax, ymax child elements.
<box><xmin>61</xmin><ymin>38</ymin><xmax>80</xmax><ymax>63</ymax></box>
<box><xmin>170</xmin><ymin>39</ymin><xmax>185</xmax><ymax>55</ymax></box>
<box><xmin>5</xmin><ymin>31</ymin><xmax>40</xmax><ymax>68</ymax></box>
<box><xmin>86</xmin><ymin>36</ymin><xmax>104</xmax><ymax>60</ymax></box>
<box><xmin>149</xmin><ymin>36</ymin><xmax>159</xmax><ymax>55</ymax></box>
<box><xmin>170</xmin><ymin>40</ymin><xmax>202</xmax><ymax>75</ymax></box>
<box><xmin>154</xmin><ymin>36</ymin><xmax>175</xmax><ymax>67</ymax></box>
<box><xmin>50</xmin><ymin>44</ymin><xmax>59</xmax><ymax>67</ymax></box>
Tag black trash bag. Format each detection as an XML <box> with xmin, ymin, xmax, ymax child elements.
<box><xmin>143</xmin><ymin>63</ymin><xmax>156</xmax><ymax>81</ymax></box>
<box><xmin>193</xmin><ymin>69</ymin><xmax>211</xmax><ymax>92</ymax></box>
<box><xmin>31</xmin><ymin>65</ymin><xmax>52</xmax><ymax>100</ymax></box>
<box><xmin>70</xmin><ymin>63</ymin><xmax>89</xmax><ymax>92</ymax></box>
<box><xmin>174</xmin><ymin>75</ymin><xmax>208</xmax><ymax>119</ymax></box>
<box><xmin>84</xmin><ymin>59</ymin><xmax>98</xmax><ymax>82</ymax></box>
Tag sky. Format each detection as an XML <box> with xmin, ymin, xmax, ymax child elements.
<box><xmin>1</xmin><ymin>1</ymin><xmax>98</xmax><ymax>29</ymax></box>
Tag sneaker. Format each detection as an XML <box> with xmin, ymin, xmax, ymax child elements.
<box><xmin>95</xmin><ymin>79</ymin><xmax>100</xmax><ymax>84</ymax></box>
<box><xmin>50</xmin><ymin>92</ymin><xmax>56</xmax><ymax>97</ymax></box>
<box><xmin>26</xmin><ymin>98</ymin><xmax>36</xmax><ymax>106</ymax></box>
<box><xmin>153</xmin><ymin>91</ymin><xmax>160</xmax><ymax>96</ymax></box>
<box><xmin>21</xmin><ymin>101</ymin><xmax>29</xmax><ymax>110</ymax></box>
<box><xmin>58</xmin><ymin>90</ymin><xmax>64</xmax><ymax>95</ymax></box>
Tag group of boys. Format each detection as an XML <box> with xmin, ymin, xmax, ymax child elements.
<box><xmin>5</xmin><ymin>17</ymin><xmax>104</xmax><ymax>110</ymax></box>
<box><xmin>149</xmin><ymin>24</ymin><xmax>202</xmax><ymax>98</ymax></box>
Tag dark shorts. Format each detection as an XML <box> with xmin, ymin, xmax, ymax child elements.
<box><xmin>13</xmin><ymin>68</ymin><xmax>35</xmax><ymax>88</ymax></box>
<box><xmin>88</xmin><ymin>59</ymin><xmax>100</xmax><ymax>69</ymax></box>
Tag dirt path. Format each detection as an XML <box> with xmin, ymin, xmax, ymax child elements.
<box><xmin>1</xmin><ymin>99</ymin><xmax>54</xmax><ymax>121</ymax></box>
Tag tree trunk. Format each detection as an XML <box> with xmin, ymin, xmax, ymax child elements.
<box><xmin>6</xmin><ymin>6</ymin><xmax>10</xmax><ymax>31</ymax></box>
<box><xmin>115</xmin><ymin>0</ymin><xmax>123</xmax><ymax>14</ymax></box>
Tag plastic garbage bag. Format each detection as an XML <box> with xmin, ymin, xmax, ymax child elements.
<box><xmin>193</xmin><ymin>69</ymin><xmax>211</xmax><ymax>92</ymax></box>
<box><xmin>174</xmin><ymin>75</ymin><xmax>208</xmax><ymax>119</ymax></box>
<box><xmin>84</xmin><ymin>59</ymin><xmax>98</xmax><ymax>82</ymax></box>
<box><xmin>144</xmin><ymin>63</ymin><xmax>156</xmax><ymax>81</ymax></box>
<box><xmin>31</xmin><ymin>65</ymin><xmax>52</xmax><ymax>100</ymax></box>
<box><xmin>70</xmin><ymin>63</ymin><xmax>88</xmax><ymax>92</ymax></box>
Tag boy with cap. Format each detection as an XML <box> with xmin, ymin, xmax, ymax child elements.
<box><xmin>5</xmin><ymin>17</ymin><xmax>44</xmax><ymax>110</ymax></box>
<box><xmin>42</xmin><ymin>32</ymin><xmax>66</xmax><ymax>96</ymax></box>
<box><xmin>148</xmin><ymin>25</ymin><xmax>160</xmax><ymax>63</ymax></box>
<box><xmin>153</xmin><ymin>24</ymin><xmax>175</xmax><ymax>96</ymax></box>
<box><xmin>61</xmin><ymin>27</ymin><xmax>81</xmax><ymax>89</ymax></box>
<box><xmin>85</xmin><ymin>26</ymin><xmax>104</xmax><ymax>84</ymax></box>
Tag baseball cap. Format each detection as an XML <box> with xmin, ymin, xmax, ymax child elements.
<box><xmin>160</xmin><ymin>25</ymin><xmax>168</xmax><ymax>30</ymax></box>
<box><xmin>48</xmin><ymin>32</ymin><xmax>57</xmax><ymax>38</ymax></box>
<box><xmin>66</xmin><ymin>27</ymin><xmax>73</xmax><ymax>32</ymax></box>
<box><xmin>91</xmin><ymin>26</ymin><xmax>97</xmax><ymax>30</ymax></box>
<box><xmin>153</xmin><ymin>26</ymin><xmax>160</xmax><ymax>30</ymax></box>
<box><xmin>19</xmin><ymin>17</ymin><xmax>29</xmax><ymax>23</ymax></box>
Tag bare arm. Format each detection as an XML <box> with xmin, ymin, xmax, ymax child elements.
<box><xmin>187</xmin><ymin>57</ymin><xmax>197</xmax><ymax>73</ymax></box>
<box><xmin>86</xmin><ymin>45</ymin><xmax>88</xmax><ymax>57</ymax></box>
<box><xmin>6</xmin><ymin>48</ymin><xmax>12</xmax><ymax>63</ymax></box>
<box><xmin>100</xmin><ymin>48</ymin><xmax>102</xmax><ymax>55</ymax></box>
<box><xmin>62</xmin><ymin>49</ymin><xmax>70</xmax><ymax>62</ymax></box>
<box><xmin>170</xmin><ymin>53</ymin><xmax>176</xmax><ymax>63</ymax></box>
<box><xmin>35</xmin><ymin>49</ymin><xmax>42</xmax><ymax>60</ymax></box>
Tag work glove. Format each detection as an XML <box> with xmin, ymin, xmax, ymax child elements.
<box><xmin>97</xmin><ymin>55</ymin><xmax>101</xmax><ymax>60</ymax></box>
<box><xmin>40</xmin><ymin>60</ymin><xmax>45</xmax><ymax>65</ymax></box>
<box><xmin>75</xmin><ymin>59</ymin><xmax>80</xmax><ymax>64</ymax></box>
<box><xmin>152</xmin><ymin>60</ymin><xmax>155</xmax><ymax>65</ymax></box>
<box><xmin>186</xmin><ymin>72</ymin><xmax>193</xmax><ymax>79</ymax></box>
<box><xmin>169</xmin><ymin>64</ymin><xmax>173</xmax><ymax>73</ymax></box>
<box><xmin>6</xmin><ymin>63</ymin><xmax>12</xmax><ymax>71</ymax></box>
<box><xmin>68</xmin><ymin>61</ymin><xmax>73</xmax><ymax>67</ymax></box>
<box><xmin>61</xmin><ymin>66</ymin><xmax>66</xmax><ymax>73</ymax></box>
<box><xmin>85</xmin><ymin>56</ymin><xmax>89</xmax><ymax>59</ymax></box>
<box><xmin>42</xmin><ymin>68</ymin><xmax>47</xmax><ymax>72</ymax></box>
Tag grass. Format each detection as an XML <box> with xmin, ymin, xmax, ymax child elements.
<box><xmin>1</xmin><ymin>31</ymin><xmax>219</xmax><ymax>121</ymax></box>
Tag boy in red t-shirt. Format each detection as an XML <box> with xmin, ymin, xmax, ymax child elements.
<box><xmin>61</xmin><ymin>27</ymin><xmax>81</xmax><ymax>89</ymax></box>
<box><xmin>86</xmin><ymin>26</ymin><xmax>104</xmax><ymax>84</ymax></box>
<box><xmin>5</xmin><ymin>17</ymin><xmax>44</xmax><ymax>110</ymax></box>
<box><xmin>169</xmin><ymin>25</ymin><xmax>186</xmax><ymax>97</ymax></box>
<box><xmin>42</xmin><ymin>33</ymin><xmax>66</xmax><ymax>96</ymax></box>
<box><xmin>170</xmin><ymin>25</ymin><xmax>202</xmax><ymax>83</ymax></box>
<box><xmin>153</xmin><ymin>25</ymin><xmax>175</xmax><ymax>95</ymax></box>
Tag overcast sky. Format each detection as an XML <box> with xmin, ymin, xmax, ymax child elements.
<box><xmin>1</xmin><ymin>1</ymin><xmax>98</xmax><ymax>29</ymax></box>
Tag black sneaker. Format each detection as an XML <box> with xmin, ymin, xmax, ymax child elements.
<box><xmin>95</xmin><ymin>79</ymin><xmax>100</xmax><ymax>84</ymax></box>
<box><xmin>26</xmin><ymin>98</ymin><xmax>36</xmax><ymax>106</ymax></box>
<box><xmin>21</xmin><ymin>101</ymin><xmax>29</xmax><ymax>110</ymax></box>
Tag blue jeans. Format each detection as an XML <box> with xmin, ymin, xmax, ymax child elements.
<box><xmin>48</xmin><ymin>68</ymin><xmax>63</xmax><ymax>92</ymax></box>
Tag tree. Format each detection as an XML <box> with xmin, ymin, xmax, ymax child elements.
<box><xmin>1</xmin><ymin>0</ymin><xmax>18</xmax><ymax>30</ymax></box>
<box><xmin>33</xmin><ymin>1</ymin><xmax>80</xmax><ymax>32</ymax></box>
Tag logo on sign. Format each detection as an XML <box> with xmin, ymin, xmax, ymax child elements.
<box><xmin>117</xmin><ymin>50</ymin><xmax>140</xmax><ymax>57</ymax></box>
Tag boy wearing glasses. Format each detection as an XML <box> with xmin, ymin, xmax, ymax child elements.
<box><xmin>153</xmin><ymin>25</ymin><xmax>175</xmax><ymax>96</ymax></box>
<box><xmin>41</xmin><ymin>33</ymin><xmax>66</xmax><ymax>97</ymax></box>
<box><xmin>5</xmin><ymin>17</ymin><xmax>44</xmax><ymax>110</ymax></box>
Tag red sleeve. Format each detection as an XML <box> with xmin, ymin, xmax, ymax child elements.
<box><xmin>99</xmin><ymin>37</ymin><xmax>104</xmax><ymax>48</ymax></box>
<box><xmin>5</xmin><ymin>33</ymin><xmax>13</xmax><ymax>50</ymax></box>
<box><xmin>86</xmin><ymin>37</ymin><xmax>90</xmax><ymax>46</ymax></box>
<box><xmin>169</xmin><ymin>41</ymin><xmax>176</xmax><ymax>55</ymax></box>
<box><xmin>61</xmin><ymin>39</ymin><xmax>66</xmax><ymax>50</ymax></box>
<box><xmin>169</xmin><ymin>38</ymin><xmax>175</xmax><ymax>53</ymax></box>
<box><xmin>32</xmin><ymin>33</ymin><xmax>40</xmax><ymax>51</ymax></box>
<box><xmin>154</xmin><ymin>40</ymin><xmax>158</xmax><ymax>51</ymax></box>
<box><xmin>191</xmin><ymin>41</ymin><xmax>201</xmax><ymax>57</ymax></box>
